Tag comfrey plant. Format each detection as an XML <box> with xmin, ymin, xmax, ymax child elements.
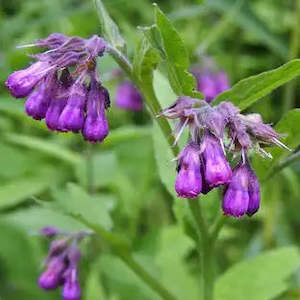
<box><xmin>6</xmin><ymin>34</ymin><xmax>110</xmax><ymax>143</ymax></box>
<box><xmin>38</xmin><ymin>227</ymin><xmax>90</xmax><ymax>300</ymax></box>
<box><xmin>159</xmin><ymin>98</ymin><xmax>290</xmax><ymax>217</ymax></box>
<box><xmin>5</xmin><ymin>2</ymin><xmax>300</xmax><ymax>300</ymax></box>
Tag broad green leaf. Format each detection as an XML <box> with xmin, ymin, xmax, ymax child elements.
<box><xmin>94</xmin><ymin>0</ymin><xmax>126</xmax><ymax>54</ymax></box>
<box><xmin>214</xmin><ymin>59</ymin><xmax>300</xmax><ymax>110</ymax></box>
<box><xmin>215</xmin><ymin>247</ymin><xmax>300</xmax><ymax>300</ymax></box>
<box><xmin>0</xmin><ymin>168</ymin><xmax>60</xmax><ymax>209</ymax></box>
<box><xmin>53</xmin><ymin>183</ymin><xmax>115</xmax><ymax>231</ymax></box>
<box><xmin>4</xmin><ymin>133</ymin><xmax>80</xmax><ymax>165</ymax></box>
<box><xmin>253</xmin><ymin>109</ymin><xmax>300</xmax><ymax>180</ymax></box>
<box><xmin>154</xmin><ymin>4</ymin><xmax>202</xmax><ymax>98</ymax></box>
<box><xmin>4</xmin><ymin>207</ymin><xmax>86</xmax><ymax>232</ymax></box>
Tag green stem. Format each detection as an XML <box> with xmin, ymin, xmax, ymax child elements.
<box><xmin>283</xmin><ymin>0</ymin><xmax>300</xmax><ymax>113</ymax></box>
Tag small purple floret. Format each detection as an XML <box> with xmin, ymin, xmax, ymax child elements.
<box><xmin>6</xmin><ymin>61</ymin><xmax>50</xmax><ymax>98</ymax></box>
<box><xmin>62</xmin><ymin>269</ymin><xmax>81</xmax><ymax>300</ymax></box>
<box><xmin>115</xmin><ymin>81</ymin><xmax>143</xmax><ymax>111</ymax></box>
<box><xmin>175</xmin><ymin>142</ymin><xmax>202</xmax><ymax>198</ymax></box>
<box><xmin>202</xmin><ymin>132</ymin><xmax>232</xmax><ymax>188</ymax></box>
<box><xmin>247</xmin><ymin>167</ymin><xmax>260</xmax><ymax>216</ymax></box>
<box><xmin>222</xmin><ymin>163</ymin><xmax>250</xmax><ymax>218</ymax></box>
<box><xmin>59</xmin><ymin>83</ymin><xmax>87</xmax><ymax>132</ymax></box>
<box><xmin>40</xmin><ymin>226</ymin><xmax>61</xmax><ymax>237</ymax></box>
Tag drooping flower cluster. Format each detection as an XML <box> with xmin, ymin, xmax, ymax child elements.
<box><xmin>38</xmin><ymin>226</ymin><xmax>90</xmax><ymax>300</ymax></box>
<box><xmin>159</xmin><ymin>97</ymin><xmax>290</xmax><ymax>218</ymax></box>
<box><xmin>191</xmin><ymin>57</ymin><xmax>230</xmax><ymax>103</ymax></box>
<box><xmin>5</xmin><ymin>33</ymin><xmax>110</xmax><ymax>143</ymax></box>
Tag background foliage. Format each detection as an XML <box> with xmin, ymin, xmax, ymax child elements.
<box><xmin>0</xmin><ymin>0</ymin><xmax>299</xmax><ymax>299</ymax></box>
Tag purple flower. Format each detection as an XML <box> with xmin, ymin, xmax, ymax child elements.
<box><xmin>247</xmin><ymin>167</ymin><xmax>260</xmax><ymax>216</ymax></box>
<box><xmin>115</xmin><ymin>81</ymin><xmax>143</xmax><ymax>111</ymax></box>
<box><xmin>222</xmin><ymin>163</ymin><xmax>250</xmax><ymax>218</ymax></box>
<box><xmin>40</xmin><ymin>226</ymin><xmax>61</xmax><ymax>237</ymax></box>
<box><xmin>38</xmin><ymin>257</ymin><xmax>66</xmax><ymax>290</ymax></box>
<box><xmin>6</xmin><ymin>61</ymin><xmax>50</xmax><ymax>98</ymax></box>
<box><xmin>58</xmin><ymin>82</ymin><xmax>87</xmax><ymax>132</ymax></box>
<box><xmin>201</xmin><ymin>132</ymin><xmax>232</xmax><ymax>188</ymax></box>
<box><xmin>197</xmin><ymin>74</ymin><xmax>218</xmax><ymax>103</ymax></box>
<box><xmin>216</xmin><ymin>71</ymin><xmax>230</xmax><ymax>94</ymax></box>
<box><xmin>82</xmin><ymin>81</ymin><xmax>109</xmax><ymax>143</ymax></box>
<box><xmin>62</xmin><ymin>269</ymin><xmax>81</xmax><ymax>300</ymax></box>
<box><xmin>175</xmin><ymin>142</ymin><xmax>202</xmax><ymax>198</ymax></box>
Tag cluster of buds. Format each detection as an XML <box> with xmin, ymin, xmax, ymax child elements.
<box><xmin>5</xmin><ymin>33</ymin><xmax>110</xmax><ymax>143</ymax></box>
<box><xmin>159</xmin><ymin>97</ymin><xmax>290</xmax><ymax>218</ymax></box>
<box><xmin>191</xmin><ymin>57</ymin><xmax>230</xmax><ymax>102</ymax></box>
<box><xmin>38</xmin><ymin>226</ymin><xmax>90</xmax><ymax>300</ymax></box>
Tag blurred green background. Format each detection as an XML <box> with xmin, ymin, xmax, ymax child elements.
<box><xmin>0</xmin><ymin>0</ymin><xmax>299</xmax><ymax>299</ymax></box>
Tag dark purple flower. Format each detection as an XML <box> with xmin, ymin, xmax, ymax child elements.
<box><xmin>115</xmin><ymin>81</ymin><xmax>143</xmax><ymax>111</ymax></box>
<box><xmin>6</xmin><ymin>61</ymin><xmax>50</xmax><ymax>98</ymax></box>
<box><xmin>59</xmin><ymin>82</ymin><xmax>87</xmax><ymax>132</ymax></box>
<box><xmin>222</xmin><ymin>163</ymin><xmax>250</xmax><ymax>218</ymax></box>
<box><xmin>175</xmin><ymin>142</ymin><xmax>202</xmax><ymax>198</ymax></box>
<box><xmin>38</xmin><ymin>257</ymin><xmax>66</xmax><ymax>290</ymax></box>
<box><xmin>25</xmin><ymin>73</ymin><xmax>56</xmax><ymax>120</ymax></box>
<box><xmin>247</xmin><ymin>167</ymin><xmax>260</xmax><ymax>216</ymax></box>
<box><xmin>197</xmin><ymin>74</ymin><xmax>218</xmax><ymax>103</ymax></box>
<box><xmin>201</xmin><ymin>132</ymin><xmax>232</xmax><ymax>188</ymax></box>
<box><xmin>62</xmin><ymin>269</ymin><xmax>81</xmax><ymax>300</ymax></box>
<box><xmin>82</xmin><ymin>81</ymin><xmax>109</xmax><ymax>143</ymax></box>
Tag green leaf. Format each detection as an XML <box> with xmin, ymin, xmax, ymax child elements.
<box><xmin>85</xmin><ymin>267</ymin><xmax>107</xmax><ymax>300</ymax></box>
<box><xmin>53</xmin><ymin>183</ymin><xmax>115</xmax><ymax>231</ymax></box>
<box><xmin>94</xmin><ymin>0</ymin><xmax>126</xmax><ymax>54</ymax></box>
<box><xmin>154</xmin><ymin>4</ymin><xmax>202</xmax><ymax>98</ymax></box>
<box><xmin>4</xmin><ymin>133</ymin><xmax>80</xmax><ymax>165</ymax></box>
<box><xmin>253</xmin><ymin>109</ymin><xmax>300</xmax><ymax>180</ymax></box>
<box><xmin>215</xmin><ymin>247</ymin><xmax>300</xmax><ymax>300</ymax></box>
<box><xmin>4</xmin><ymin>207</ymin><xmax>86</xmax><ymax>232</ymax></box>
<box><xmin>214</xmin><ymin>59</ymin><xmax>300</xmax><ymax>110</ymax></box>
<box><xmin>0</xmin><ymin>168</ymin><xmax>60</xmax><ymax>210</ymax></box>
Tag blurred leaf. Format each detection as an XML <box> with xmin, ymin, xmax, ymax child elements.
<box><xmin>207</xmin><ymin>0</ymin><xmax>288</xmax><ymax>59</ymax></box>
<box><xmin>155</xmin><ymin>226</ymin><xmax>199</xmax><ymax>300</ymax></box>
<box><xmin>4</xmin><ymin>133</ymin><xmax>80</xmax><ymax>165</ymax></box>
<box><xmin>215</xmin><ymin>247</ymin><xmax>300</xmax><ymax>300</ymax></box>
<box><xmin>85</xmin><ymin>267</ymin><xmax>107</xmax><ymax>300</ymax></box>
<box><xmin>214</xmin><ymin>59</ymin><xmax>300</xmax><ymax>110</ymax></box>
<box><xmin>76</xmin><ymin>150</ymin><xmax>118</xmax><ymax>189</ymax></box>
<box><xmin>4</xmin><ymin>206</ymin><xmax>86</xmax><ymax>232</ymax></box>
<box><xmin>99</xmin><ymin>254</ymin><xmax>159</xmax><ymax>300</ymax></box>
<box><xmin>94</xmin><ymin>0</ymin><xmax>126</xmax><ymax>53</ymax></box>
<box><xmin>154</xmin><ymin>4</ymin><xmax>202</xmax><ymax>98</ymax></box>
<box><xmin>53</xmin><ymin>183</ymin><xmax>115</xmax><ymax>231</ymax></box>
<box><xmin>0</xmin><ymin>168</ymin><xmax>59</xmax><ymax>210</ymax></box>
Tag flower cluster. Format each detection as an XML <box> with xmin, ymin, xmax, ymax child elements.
<box><xmin>38</xmin><ymin>226</ymin><xmax>90</xmax><ymax>300</ymax></box>
<box><xmin>159</xmin><ymin>97</ymin><xmax>290</xmax><ymax>218</ymax></box>
<box><xmin>6</xmin><ymin>33</ymin><xmax>110</xmax><ymax>143</ymax></box>
<box><xmin>191</xmin><ymin>57</ymin><xmax>230</xmax><ymax>102</ymax></box>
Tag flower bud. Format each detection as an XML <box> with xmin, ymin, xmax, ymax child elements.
<box><xmin>6</xmin><ymin>61</ymin><xmax>50</xmax><ymax>98</ymax></box>
<box><xmin>62</xmin><ymin>268</ymin><xmax>81</xmax><ymax>300</ymax></box>
<box><xmin>82</xmin><ymin>82</ymin><xmax>109</xmax><ymax>143</ymax></box>
<box><xmin>222</xmin><ymin>163</ymin><xmax>250</xmax><ymax>218</ymax></box>
<box><xmin>247</xmin><ymin>168</ymin><xmax>260</xmax><ymax>216</ymax></box>
<box><xmin>25</xmin><ymin>75</ymin><xmax>52</xmax><ymax>120</ymax></box>
<box><xmin>115</xmin><ymin>81</ymin><xmax>143</xmax><ymax>111</ymax></box>
<box><xmin>59</xmin><ymin>82</ymin><xmax>87</xmax><ymax>132</ymax></box>
<box><xmin>40</xmin><ymin>226</ymin><xmax>61</xmax><ymax>237</ymax></box>
<box><xmin>202</xmin><ymin>132</ymin><xmax>232</xmax><ymax>187</ymax></box>
<box><xmin>175</xmin><ymin>142</ymin><xmax>202</xmax><ymax>198</ymax></box>
<box><xmin>38</xmin><ymin>257</ymin><xmax>66</xmax><ymax>290</ymax></box>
